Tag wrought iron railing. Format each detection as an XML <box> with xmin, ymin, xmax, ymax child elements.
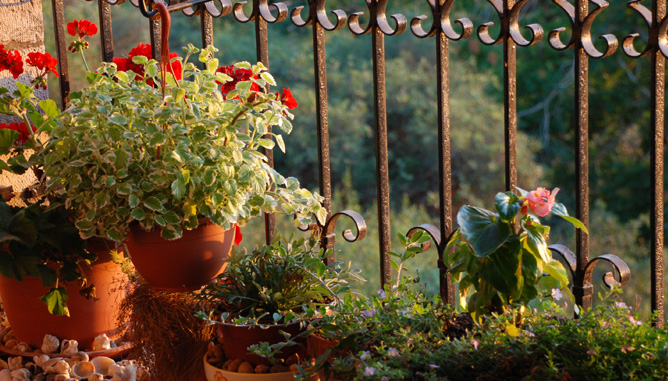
<box><xmin>43</xmin><ymin>0</ymin><xmax>665</xmax><ymax>327</ymax></box>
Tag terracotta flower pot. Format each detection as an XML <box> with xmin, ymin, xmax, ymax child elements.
<box><xmin>125</xmin><ymin>221</ymin><xmax>235</xmax><ymax>292</ymax></box>
<box><xmin>216</xmin><ymin>321</ymin><xmax>307</xmax><ymax>366</ymax></box>
<box><xmin>0</xmin><ymin>240</ymin><xmax>128</xmax><ymax>348</ymax></box>
<box><xmin>203</xmin><ymin>355</ymin><xmax>318</xmax><ymax>381</ymax></box>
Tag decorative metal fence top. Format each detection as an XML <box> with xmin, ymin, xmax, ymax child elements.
<box><xmin>43</xmin><ymin>0</ymin><xmax>665</xmax><ymax>327</ymax></box>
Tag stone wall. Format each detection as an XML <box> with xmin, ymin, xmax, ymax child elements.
<box><xmin>0</xmin><ymin>0</ymin><xmax>47</xmax><ymax>202</ymax></box>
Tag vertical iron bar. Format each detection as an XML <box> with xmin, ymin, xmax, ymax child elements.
<box><xmin>573</xmin><ymin>0</ymin><xmax>591</xmax><ymax>309</ymax></box>
<box><xmin>313</xmin><ymin>22</ymin><xmax>334</xmax><ymax>257</ymax></box>
<box><xmin>98</xmin><ymin>0</ymin><xmax>114</xmax><ymax>62</ymax></box>
<box><xmin>253</xmin><ymin>0</ymin><xmax>275</xmax><ymax>245</ymax></box>
<box><xmin>52</xmin><ymin>0</ymin><xmax>70</xmax><ymax>107</ymax></box>
<box><xmin>436</xmin><ymin>27</ymin><xmax>454</xmax><ymax>304</ymax></box>
<box><xmin>149</xmin><ymin>17</ymin><xmax>162</xmax><ymax>63</ymax></box>
<box><xmin>504</xmin><ymin>0</ymin><xmax>518</xmax><ymax>192</ymax></box>
<box><xmin>372</xmin><ymin>26</ymin><xmax>392</xmax><ymax>287</ymax></box>
<box><xmin>201</xmin><ymin>10</ymin><xmax>214</xmax><ymax>48</ymax></box>
<box><xmin>651</xmin><ymin>0</ymin><xmax>665</xmax><ymax>328</ymax></box>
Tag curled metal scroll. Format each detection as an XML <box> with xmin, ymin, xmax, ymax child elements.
<box><xmin>320</xmin><ymin>210</ymin><xmax>367</xmax><ymax>249</ymax></box>
<box><xmin>291</xmin><ymin>0</ymin><xmax>347</xmax><ymax>31</ymax></box>
<box><xmin>233</xmin><ymin>0</ymin><xmax>288</xmax><ymax>24</ymax></box>
<box><xmin>583</xmin><ymin>254</ymin><xmax>631</xmax><ymax>288</ymax></box>
<box><xmin>549</xmin><ymin>244</ymin><xmax>630</xmax><ymax>289</ymax></box>
<box><xmin>410</xmin><ymin>0</ymin><xmax>473</xmax><ymax>40</ymax></box>
<box><xmin>477</xmin><ymin>0</ymin><xmax>543</xmax><ymax>46</ymax></box>
<box><xmin>548</xmin><ymin>0</ymin><xmax>618</xmax><ymax>58</ymax></box>
<box><xmin>182</xmin><ymin>0</ymin><xmax>232</xmax><ymax>18</ymax></box>
<box><xmin>623</xmin><ymin>0</ymin><xmax>668</xmax><ymax>59</ymax></box>
<box><xmin>348</xmin><ymin>0</ymin><xmax>407</xmax><ymax>36</ymax></box>
<box><xmin>548</xmin><ymin>244</ymin><xmax>578</xmax><ymax>274</ymax></box>
<box><xmin>407</xmin><ymin>223</ymin><xmax>443</xmax><ymax>253</ymax></box>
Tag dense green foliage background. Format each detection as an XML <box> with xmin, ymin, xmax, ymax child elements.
<box><xmin>42</xmin><ymin>0</ymin><xmax>663</xmax><ymax>320</ymax></box>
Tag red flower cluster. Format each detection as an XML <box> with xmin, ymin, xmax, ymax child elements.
<box><xmin>0</xmin><ymin>44</ymin><xmax>24</xmax><ymax>79</ymax></box>
<box><xmin>279</xmin><ymin>88</ymin><xmax>298</xmax><ymax>109</ymax></box>
<box><xmin>25</xmin><ymin>52</ymin><xmax>59</xmax><ymax>88</ymax></box>
<box><xmin>0</xmin><ymin>122</ymin><xmax>36</xmax><ymax>146</ymax></box>
<box><xmin>67</xmin><ymin>20</ymin><xmax>97</xmax><ymax>53</ymax></box>
<box><xmin>66</xmin><ymin>19</ymin><xmax>98</xmax><ymax>38</ymax></box>
<box><xmin>114</xmin><ymin>43</ymin><xmax>182</xmax><ymax>83</ymax></box>
<box><xmin>216</xmin><ymin>65</ymin><xmax>259</xmax><ymax>97</ymax></box>
<box><xmin>26</xmin><ymin>52</ymin><xmax>59</xmax><ymax>77</ymax></box>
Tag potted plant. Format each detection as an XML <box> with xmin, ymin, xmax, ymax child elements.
<box><xmin>0</xmin><ymin>21</ymin><xmax>128</xmax><ymax>348</ymax></box>
<box><xmin>198</xmin><ymin>233</ymin><xmax>363</xmax><ymax>379</ymax></box>
<box><xmin>445</xmin><ymin>186</ymin><xmax>587</xmax><ymax>321</ymax></box>
<box><xmin>42</xmin><ymin>41</ymin><xmax>327</xmax><ymax>291</ymax></box>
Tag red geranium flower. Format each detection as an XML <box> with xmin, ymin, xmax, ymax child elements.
<box><xmin>216</xmin><ymin>65</ymin><xmax>259</xmax><ymax>98</ymax></box>
<box><xmin>0</xmin><ymin>122</ymin><xmax>36</xmax><ymax>146</ymax></box>
<box><xmin>0</xmin><ymin>44</ymin><xmax>24</xmax><ymax>79</ymax></box>
<box><xmin>279</xmin><ymin>88</ymin><xmax>298</xmax><ymax>109</ymax></box>
<box><xmin>26</xmin><ymin>52</ymin><xmax>59</xmax><ymax>77</ymax></box>
<box><xmin>115</xmin><ymin>43</ymin><xmax>182</xmax><ymax>83</ymax></box>
<box><xmin>234</xmin><ymin>225</ymin><xmax>242</xmax><ymax>246</ymax></box>
<box><xmin>66</xmin><ymin>19</ymin><xmax>98</xmax><ymax>38</ymax></box>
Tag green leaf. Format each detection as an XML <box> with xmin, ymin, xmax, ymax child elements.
<box><xmin>560</xmin><ymin>215</ymin><xmax>589</xmax><ymax>234</ymax></box>
<box><xmin>275</xmin><ymin>134</ymin><xmax>285</xmax><ymax>153</ymax></box>
<box><xmin>128</xmin><ymin>194</ymin><xmax>140</xmax><ymax>209</ymax></box>
<box><xmin>495</xmin><ymin>191</ymin><xmax>522</xmax><ymax>221</ymax></box>
<box><xmin>38</xmin><ymin>99</ymin><xmax>60</xmax><ymax>118</ymax></box>
<box><xmin>524</xmin><ymin>221</ymin><xmax>551</xmax><ymax>264</ymax></box>
<box><xmin>40</xmin><ymin>287</ymin><xmax>70</xmax><ymax>316</ymax></box>
<box><xmin>171</xmin><ymin>179</ymin><xmax>186</xmax><ymax>200</ymax></box>
<box><xmin>477</xmin><ymin>237</ymin><xmax>522</xmax><ymax>297</ymax></box>
<box><xmin>457</xmin><ymin>205</ymin><xmax>511</xmax><ymax>258</ymax></box>
<box><xmin>544</xmin><ymin>260</ymin><xmax>570</xmax><ymax>289</ymax></box>
<box><xmin>131</xmin><ymin>207</ymin><xmax>146</xmax><ymax>221</ymax></box>
<box><xmin>143</xmin><ymin>196</ymin><xmax>164</xmax><ymax>212</ymax></box>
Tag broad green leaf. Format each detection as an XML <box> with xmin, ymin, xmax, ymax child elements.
<box><xmin>128</xmin><ymin>194</ymin><xmax>140</xmax><ymax>208</ymax></box>
<box><xmin>550</xmin><ymin>203</ymin><xmax>588</xmax><ymax>233</ymax></box>
<box><xmin>457</xmin><ymin>205</ymin><xmax>511</xmax><ymax>258</ymax></box>
<box><xmin>524</xmin><ymin>221</ymin><xmax>551</xmax><ymax>264</ymax></box>
<box><xmin>495</xmin><ymin>191</ymin><xmax>522</xmax><ymax>221</ymax></box>
<box><xmin>106</xmin><ymin>228</ymin><xmax>125</xmax><ymax>242</ymax></box>
<box><xmin>477</xmin><ymin>237</ymin><xmax>521</xmax><ymax>297</ymax></box>
<box><xmin>544</xmin><ymin>260</ymin><xmax>570</xmax><ymax>289</ymax></box>
<box><xmin>41</xmin><ymin>287</ymin><xmax>70</xmax><ymax>316</ymax></box>
<box><xmin>38</xmin><ymin>99</ymin><xmax>60</xmax><ymax>118</ymax></box>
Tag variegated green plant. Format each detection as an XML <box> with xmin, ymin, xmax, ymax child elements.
<box><xmin>43</xmin><ymin>44</ymin><xmax>326</xmax><ymax>242</ymax></box>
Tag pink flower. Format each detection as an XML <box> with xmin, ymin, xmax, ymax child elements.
<box><xmin>587</xmin><ymin>349</ymin><xmax>597</xmax><ymax>355</ymax></box>
<box><xmin>526</xmin><ymin>187</ymin><xmax>560</xmax><ymax>217</ymax></box>
<box><xmin>621</xmin><ymin>346</ymin><xmax>635</xmax><ymax>353</ymax></box>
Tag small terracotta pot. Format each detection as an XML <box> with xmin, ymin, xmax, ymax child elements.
<box><xmin>125</xmin><ymin>221</ymin><xmax>235</xmax><ymax>292</ymax></box>
<box><xmin>307</xmin><ymin>334</ymin><xmax>339</xmax><ymax>361</ymax></box>
<box><xmin>203</xmin><ymin>355</ymin><xmax>318</xmax><ymax>381</ymax></box>
<box><xmin>0</xmin><ymin>240</ymin><xmax>128</xmax><ymax>348</ymax></box>
<box><xmin>216</xmin><ymin>321</ymin><xmax>307</xmax><ymax>366</ymax></box>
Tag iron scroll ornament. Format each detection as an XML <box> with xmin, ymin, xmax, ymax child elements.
<box><xmin>134</xmin><ymin>0</ymin><xmax>233</xmax><ymax>18</ymax></box>
<box><xmin>548</xmin><ymin>0</ymin><xmax>618</xmax><ymax>58</ymax></box>
<box><xmin>477</xmin><ymin>0</ymin><xmax>544</xmax><ymax>47</ymax></box>
<box><xmin>405</xmin><ymin>224</ymin><xmax>452</xmax><ymax>275</ymax></box>
<box><xmin>410</xmin><ymin>0</ymin><xmax>473</xmax><ymax>40</ymax></box>
<box><xmin>319</xmin><ymin>210</ymin><xmax>368</xmax><ymax>250</ymax></box>
<box><xmin>549</xmin><ymin>244</ymin><xmax>631</xmax><ymax>291</ymax></box>
<box><xmin>291</xmin><ymin>0</ymin><xmax>347</xmax><ymax>31</ymax></box>
<box><xmin>233</xmin><ymin>0</ymin><xmax>288</xmax><ymax>24</ymax></box>
<box><xmin>348</xmin><ymin>0</ymin><xmax>407</xmax><ymax>36</ymax></box>
<box><xmin>623</xmin><ymin>0</ymin><xmax>668</xmax><ymax>58</ymax></box>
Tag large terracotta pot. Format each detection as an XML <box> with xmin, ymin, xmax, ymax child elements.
<box><xmin>0</xmin><ymin>240</ymin><xmax>128</xmax><ymax>349</ymax></box>
<box><xmin>217</xmin><ymin>322</ymin><xmax>307</xmax><ymax>366</ymax></box>
<box><xmin>125</xmin><ymin>221</ymin><xmax>235</xmax><ymax>292</ymax></box>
